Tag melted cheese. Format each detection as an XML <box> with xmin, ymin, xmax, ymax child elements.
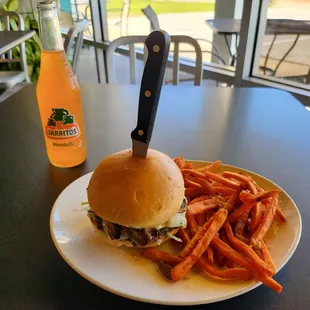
<box><xmin>155</xmin><ymin>211</ymin><xmax>187</xmax><ymax>229</ymax></box>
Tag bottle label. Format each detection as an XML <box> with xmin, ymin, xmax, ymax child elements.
<box><xmin>45</xmin><ymin>108</ymin><xmax>80</xmax><ymax>139</ymax></box>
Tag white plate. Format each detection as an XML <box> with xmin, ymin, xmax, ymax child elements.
<box><xmin>50</xmin><ymin>161</ymin><xmax>302</xmax><ymax>305</ymax></box>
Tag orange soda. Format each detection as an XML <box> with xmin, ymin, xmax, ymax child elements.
<box><xmin>36</xmin><ymin>1</ymin><xmax>87</xmax><ymax>167</ymax></box>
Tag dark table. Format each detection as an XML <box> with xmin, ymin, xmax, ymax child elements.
<box><xmin>0</xmin><ymin>30</ymin><xmax>36</xmax><ymax>55</ymax></box>
<box><xmin>206</xmin><ymin>18</ymin><xmax>310</xmax><ymax>72</ymax></box>
<box><xmin>1</xmin><ymin>84</ymin><xmax>310</xmax><ymax>309</ymax></box>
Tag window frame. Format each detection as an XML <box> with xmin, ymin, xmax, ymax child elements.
<box><xmin>235</xmin><ymin>0</ymin><xmax>310</xmax><ymax>104</ymax></box>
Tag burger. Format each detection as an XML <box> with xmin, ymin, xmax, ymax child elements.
<box><xmin>87</xmin><ymin>148</ymin><xmax>187</xmax><ymax>248</ymax></box>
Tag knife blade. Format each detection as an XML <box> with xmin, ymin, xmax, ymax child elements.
<box><xmin>131</xmin><ymin>30</ymin><xmax>170</xmax><ymax>157</ymax></box>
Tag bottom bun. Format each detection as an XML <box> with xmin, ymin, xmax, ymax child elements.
<box><xmin>89</xmin><ymin>220</ymin><xmax>179</xmax><ymax>248</ymax></box>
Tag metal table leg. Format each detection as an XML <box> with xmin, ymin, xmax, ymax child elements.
<box><xmin>224</xmin><ymin>34</ymin><xmax>238</xmax><ymax>67</ymax></box>
<box><xmin>263</xmin><ymin>34</ymin><xmax>277</xmax><ymax>75</ymax></box>
<box><xmin>232</xmin><ymin>33</ymin><xmax>239</xmax><ymax>66</ymax></box>
<box><xmin>224</xmin><ymin>34</ymin><xmax>234</xmax><ymax>66</ymax></box>
<box><xmin>273</xmin><ymin>34</ymin><xmax>300</xmax><ymax>76</ymax></box>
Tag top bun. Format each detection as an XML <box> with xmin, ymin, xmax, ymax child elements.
<box><xmin>87</xmin><ymin>149</ymin><xmax>185</xmax><ymax>228</ymax></box>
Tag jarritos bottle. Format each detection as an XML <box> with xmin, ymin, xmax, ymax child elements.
<box><xmin>36</xmin><ymin>1</ymin><xmax>87</xmax><ymax>167</ymax></box>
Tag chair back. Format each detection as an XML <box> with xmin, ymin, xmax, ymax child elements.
<box><xmin>0</xmin><ymin>11</ymin><xmax>29</xmax><ymax>82</ymax></box>
<box><xmin>140</xmin><ymin>6</ymin><xmax>225</xmax><ymax>67</ymax></box>
<box><xmin>141</xmin><ymin>5</ymin><xmax>160</xmax><ymax>31</ymax></box>
<box><xmin>106</xmin><ymin>35</ymin><xmax>202</xmax><ymax>85</ymax></box>
<box><xmin>64</xmin><ymin>19</ymin><xmax>88</xmax><ymax>75</ymax></box>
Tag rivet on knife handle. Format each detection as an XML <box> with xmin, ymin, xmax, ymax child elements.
<box><xmin>131</xmin><ymin>30</ymin><xmax>170</xmax><ymax>157</ymax></box>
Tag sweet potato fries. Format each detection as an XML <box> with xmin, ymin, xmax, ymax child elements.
<box><xmin>142</xmin><ymin>157</ymin><xmax>286</xmax><ymax>293</ymax></box>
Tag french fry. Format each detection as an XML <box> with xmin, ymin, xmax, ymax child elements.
<box><xmin>205</xmin><ymin>210</ymin><xmax>215</xmax><ymax>222</ymax></box>
<box><xmin>196</xmin><ymin>160</ymin><xmax>222</xmax><ymax>173</ymax></box>
<box><xmin>250</xmin><ymin>202</ymin><xmax>263</xmax><ymax>232</ymax></box>
<box><xmin>211</xmin><ymin>236</ymin><xmax>254</xmax><ymax>272</ymax></box>
<box><xmin>194</xmin><ymin>178</ymin><xmax>215</xmax><ymax>195</ymax></box>
<box><xmin>222</xmin><ymin>171</ymin><xmax>250</xmax><ymax>183</ymax></box>
<box><xmin>225</xmin><ymin>193</ymin><xmax>239</xmax><ymax>212</ymax></box>
<box><xmin>255</xmin><ymin>248</ymin><xmax>264</xmax><ymax>260</ymax></box>
<box><xmin>213</xmin><ymin>186</ymin><xmax>237</xmax><ymax>196</ymax></box>
<box><xmin>214</xmin><ymin>248</ymin><xmax>227</xmax><ymax>267</ymax></box>
<box><xmin>143</xmin><ymin>248</ymin><xmax>181</xmax><ymax>266</ymax></box>
<box><xmin>240</xmin><ymin>190</ymin><xmax>280</xmax><ymax>203</ymax></box>
<box><xmin>182</xmin><ymin>169</ymin><xmax>206</xmax><ymax>179</ymax></box>
<box><xmin>276</xmin><ymin>206</ymin><xmax>286</xmax><ymax>222</ymax></box>
<box><xmin>185</xmin><ymin>187</ymin><xmax>207</xmax><ymax>198</ymax></box>
<box><xmin>224</xmin><ymin>222</ymin><xmax>274</xmax><ymax>276</ymax></box>
<box><xmin>144</xmin><ymin>159</ymin><xmax>285</xmax><ymax>293</ymax></box>
<box><xmin>171</xmin><ymin>209</ymin><xmax>228</xmax><ymax>281</ymax></box>
<box><xmin>206</xmin><ymin>246</ymin><xmax>214</xmax><ymax>264</ymax></box>
<box><xmin>253</xmin><ymin>181</ymin><xmax>264</xmax><ymax>193</ymax></box>
<box><xmin>259</xmin><ymin>274</ymin><xmax>282</xmax><ymax>293</ymax></box>
<box><xmin>228</xmin><ymin>190</ymin><xmax>279</xmax><ymax>224</ymax></box>
<box><xmin>226</xmin><ymin>259</ymin><xmax>234</xmax><ymax>268</ymax></box>
<box><xmin>261</xmin><ymin>241</ymin><xmax>276</xmax><ymax>275</ymax></box>
<box><xmin>188</xmin><ymin>198</ymin><xmax>218</xmax><ymax>216</ymax></box>
<box><xmin>178</xmin><ymin>229</ymin><xmax>250</xmax><ymax>280</ymax></box>
<box><xmin>250</xmin><ymin>196</ymin><xmax>278</xmax><ymax>249</ymax></box>
<box><xmin>177</xmin><ymin>228</ymin><xmax>191</xmax><ymax>243</ymax></box>
<box><xmin>204</xmin><ymin>171</ymin><xmax>241</xmax><ymax>190</ymax></box>
<box><xmin>228</xmin><ymin>201</ymin><xmax>256</xmax><ymax>224</ymax></box>
<box><xmin>198</xmin><ymin>258</ymin><xmax>251</xmax><ymax>281</ymax></box>
<box><xmin>235</xmin><ymin>209</ymin><xmax>250</xmax><ymax>236</ymax></box>
<box><xmin>184</xmin><ymin>179</ymin><xmax>202</xmax><ymax>189</ymax></box>
<box><xmin>235</xmin><ymin>233</ymin><xmax>249</xmax><ymax>244</ymax></box>
<box><xmin>245</xmin><ymin>178</ymin><xmax>262</xmax><ymax>231</ymax></box>
<box><xmin>180</xmin><ymin>215</ymin><xmax>214</xmax><ymax>258</ymax></box>
<box><xmin>196</xmin><ymin>213</ymin><xmax>206</xmax><ymax>226</ymax></box>
<box><xmin>212</xmin><ymin>236</ymin><xmax>281</xmax><ymax>291</ymax></box>
<box><xmin>186</xmin><ymin>213</ymin><xmax>198</xmax><ymax>235</ymax></box>
<box><xmin>174</xmin><ymin>156</ymin><xmax>186</xmax><ymax>169</ymax></box>
<box><xmin>183</xmin><ymin>173</ymin><xmax>214</xmax><ymax>195</ymax></box>
<box><xmin>189</xmin><ymin>195</ymin><xmax>210</xmax><ymax>205</ymax></box>
<box><xmin>222</xmin><ymin>171</ymin><xmax>259</xmax><ymax>194</ymax></box>
<box><xmin>178</xmin><ymin>227</ymin><xmax>249</xmax><ymax>280</ymax></box>
<box><xmin>220</xmin><ymin>230</ymin><xmax>229</xmax><ymax>244</ymax></box>
<box><xmin>183</xmin><ymin>162</ymin><xmax>193</xmax><ymax>169</ymax></box>
<box><xmin>245</xmin><ymin>179</ymin><xmax>260</xmax><ymax>232</ymax></box>
<box><xmin>247</xmin><ymin>180</ymin><xmax>258</xmax><ymax>195</ymax></box>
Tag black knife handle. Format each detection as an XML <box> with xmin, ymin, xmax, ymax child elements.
<box><xmin>131</xmin><ymin>30</ymin><xmax>170</xmax><ymax>145</ymax></box>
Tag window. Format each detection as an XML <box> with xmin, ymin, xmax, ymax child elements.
<box><xmin>252</xmin><ymin>0</ymin><xmax>310</xmax><ymax>90</ymax></box>
<box><xmin>59</xmin><ymin>0</ymin><xmax>93</xmax><ymax>39</ymax></box>
<box><xmin>56</xmin><ymin>0</ymin><xmax>310</xmax><ymax>103</ymax></box>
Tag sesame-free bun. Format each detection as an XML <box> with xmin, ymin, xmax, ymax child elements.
<box><xmin>87</xmin><ymin>149</ymin><xmax>185</xmax><ymax>229</ymax></box>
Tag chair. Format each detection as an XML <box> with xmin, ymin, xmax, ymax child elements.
<box><xmin>141</xmin><ymin>5</ymin><xmax>225</xmax><ymax>65</ymax></box>
<box><xmin>106</xmin><ymin>35</ymin><xmax>203</xmax><ymax>85</ymax></box>
<box><xmin>63</xmin><ymin>19</ymin><xmax>88</xmax><ymax>75</ymax></box>
<box><xmin>0</xmin><ymin>11</ymin><xmax>29</xmax><ymax>89</ymax></box>
<box><xmin>141</xmin><ymin>5</ymin><xmax>160</xmax><ymax>32</ymax></box>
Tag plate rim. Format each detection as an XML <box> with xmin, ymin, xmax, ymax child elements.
<box><xmin>50</xmin><ymin>160</ymin><xmax>302</xmax><ymax>305</ymax></box>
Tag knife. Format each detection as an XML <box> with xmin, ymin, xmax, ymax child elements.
<box><xmin>131</xmin><ymin>30</ymin><xmax>170</xmax><ymax>157</ymax></box>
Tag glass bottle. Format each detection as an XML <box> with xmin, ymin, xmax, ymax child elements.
<box><xmin>36</xmin><ymin>1</ymin><xmax>87</xmax><ymax>168</ymax></box>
